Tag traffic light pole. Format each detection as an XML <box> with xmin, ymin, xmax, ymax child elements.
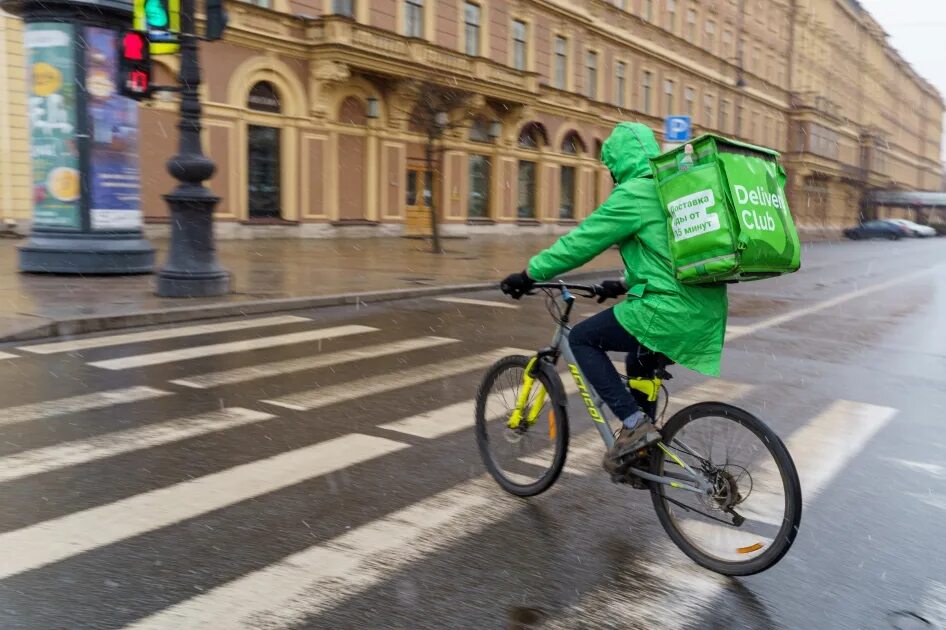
<box><xmin>155</xmin><ymin>0</ymin><xmax>230</xmax><ymax>297</ymax></box>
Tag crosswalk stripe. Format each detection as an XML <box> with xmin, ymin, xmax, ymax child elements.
<box><xmin>0</xmin><ymin>351</ymin><xmax>18</xmax><ymax>360</ymax></box>
<box><xmin>544</xmin><ymin>399</ymin><xmax>899</xmax><ymax>625</ymax></box>
<box><xmin>435</xmin><ymin>297</ymin><xmax>519</xmax><ymax>309</ymax></box>
<box><xmin>379</xmin><ymin>378</ymin><xmax>579</xmax><ymax>439</ymax></box>
<box><xmin>738</xmin><ymin>400</ymin><xmax>896</xmax><ymax>524</ymax></box>
<box><xmin>0</xmin><ymin>433</ymin><xmax>408</xmax><ymax>581</ymax></box>
<box><xmin>126</xmin><ymin>433</ymin><xmax>605</xmax><ymax>630</ymax></box>
<box><xmin>16</xmin><ymin>316</ymin><xmax>312</xmax><ymax>355</ymax></box>
<box><xmin>0</xmin><ymin>386</ymin><xmax>171</xmax><ymax>428</ymax></box>
<box><xmin>0</xmin><ymin>408</ymin><xmax>274</xmax><ymax>484</ymax></box>
<box><xmin>261</xmin><ymin>347</ymin><xmax>527</xmax><ymax>412</ymax></box>
<box><xmin>88</xmin><ymin>325</ymin><xmax>378</xmax><ymax>371</ymax></box>
<box><xmin>170</xmin><ymin>336</ymin><xmax>459</xmax><ymax>389</ymax></box>
<box><xmin>379</xmin><ymin>376</ymin><xmax>751</xmax><ymax>440</ymax></box>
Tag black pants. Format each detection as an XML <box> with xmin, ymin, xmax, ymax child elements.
<box><xmin>568</xmin><ymin>308</ymin><xmax>668</xmax><ymax>421</ymax></box>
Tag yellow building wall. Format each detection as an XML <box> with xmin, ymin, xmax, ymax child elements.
<box><xmin>0</xmin><ymin>11</ymin><xmax>31</xmax><ymax>223</ymax></box>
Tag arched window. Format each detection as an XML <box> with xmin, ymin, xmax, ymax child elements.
<box><xmin>518</xmin><ymin>122</ymin><xmax>547</xmax><ymax>149</ymax></box>
<box><xmin>560</xmin><ymin>131</ymin><xmax>586</xmax><ymax>155</ymax></box>
<box><xmin>247</xmin><ymin>81</ymin><xmax>282</xmax><ymax>114</ymax></box>
<box><xmin>247</xmin><ymin>82</ymin><xmax>282</xmax><ymax>219</ymax></box>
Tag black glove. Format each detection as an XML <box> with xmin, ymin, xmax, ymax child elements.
<box><xmin>596</xmin><ymin>279</ymin><xmax>627</xmax><ymax>303</ymax></box>
<box><xmin>500</xmin><ymin>270</ymin><xmax>535</xmax><ymax>299</ymax></box>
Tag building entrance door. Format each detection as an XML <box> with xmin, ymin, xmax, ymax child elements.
<box><xmin>405</xmin><ymin>166</ymin><xmax>433</xmax><ymax>236</ymax></box>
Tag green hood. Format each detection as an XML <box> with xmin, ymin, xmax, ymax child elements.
<box><xmin>600</xmin><ymin>122</ymin><xmax>661</xmax><ymax>184</ymax></box>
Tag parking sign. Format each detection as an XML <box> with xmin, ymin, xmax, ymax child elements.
<box><xmin>665</xmin><ymin>116</ymin><xmax>692</xmax><ymax>142</ymax></box>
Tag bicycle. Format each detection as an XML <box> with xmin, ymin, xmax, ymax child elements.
<box><xmin>474</xmin><ymin>281</ymin><xmax>802</xmax><ymax>576</ymax></box>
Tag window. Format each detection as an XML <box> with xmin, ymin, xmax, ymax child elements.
<box><xmin>666</xmin><ymin>0</ymin><xmax>676</xmax><ymax>32</ymax></box>
<box><xmin>245</xmin><ymin>0</ymin><xmax>271</xmax><ymax>6</ymax></box>
<box><xmin>247</xmin><ymin>82</ymin><xmax>282</xmax><ymax>219</ymax></box>
<box><xmin>615</xmin><ymin>61</ymin><xmax>626</xmax><ymax>107</ymax></box>
<box><xmin>554</xmin><ymin>36</ymin><xmax>567</xmax><ymax>89</ymax></box>
<box><xmin>684</xmin><ymin>87</ymin><xmax>694</xmax><ymax>117</ymax></box>
<box><xmin>703</xmin><ymin>92</ymin><xmax>714</xmax><ymax>126</ymax></box>
<box><xmin>686</xmin><ymin>8</ymin><xmax>697</xmax><ymax>40</ymax></box>
<box><xmin>705</xmin><ymin>20</ymin><xmax>715</xmax><ymax>50</ymax></box>
<box><xmin>518</xmin><ymin>123</ymin><xmax>544</xmax><ymax>149</ymax></box>
<box><xmin>641</xmin><ymin>70</ymin><xmax>652</xmax><ymax>114</ymax></box>
<box><xmin>723</xmin><ymin>29</ymin><xmax>733</xmax><ymax>58</ymax></box>
<box><xmin>464</xmin><ymin>2</ymin><xmax>480</xmax><ymax>56</ymax></box>
<box><xmin>586</xmin><ymin>51</ymin><xmax>598</xmax><ymax>99</ymax></box>
<box><xmin>518</xmin><ymin>161</ymin><xmax>536</xmax><ymax>218</ymax></box>
<box><xmin>468</xmin><ymin>155</ymin><xmax>491</xmax><ymax>218</ymax></box>
<box><xmin>663</xmin><ymin>79</ymin><xmax>674</xmax><ymax>114</ymax></box>
<box><xmin>512</xmin><ymin>20</ymin><xmax>527</xmax><ymax>71</ymax></box>
<box><xmin>559</xmin><ymin>166</ymin><xmax>576</xmax><ymax>219</ymax></box>
<box><xmin>643</xmin><ymin>0</ymin><xmax>653</xmax><ymax>21</ymax></box>
<box><xmin>332</xmin><ymin>0</ymin><xmax>354</xmax><ymax>17</ymax></box>
<box><xmin>719</xmin><ymin>99</ymin><xmax>729</xmax><ymax>132</ymax></box>
<box><xmin>405</xmin><ymin>0</ymin><xmax>423</xmax><ymax>37</ymax></box>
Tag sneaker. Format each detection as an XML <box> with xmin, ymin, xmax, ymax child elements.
<box><xmin>602</xmin><ymin>418</ymin><xmax>660</xmax><ymax>475</ymax></box>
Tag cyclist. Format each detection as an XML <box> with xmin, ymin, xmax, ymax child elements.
<box><xmin>501</xmin><ymin>122</ymin><xmax>728</xmax><ymax>474</ymax></box>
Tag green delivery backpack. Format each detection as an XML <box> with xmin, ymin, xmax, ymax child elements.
<box><xmin>649</xmin><ymin>134</ymin><xmax>801</xmax><ymax>284</ymax></box>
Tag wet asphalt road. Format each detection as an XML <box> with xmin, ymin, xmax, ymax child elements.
<box><xmin>0</xmin><ymin>238</ymin><xmax>944</xmax><ymax>630</ymax></box>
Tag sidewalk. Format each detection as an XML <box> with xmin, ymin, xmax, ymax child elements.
<box><xmin>0</xmin><ymin>236</ymin><xmax>622</xmax><ymax>341</ymax></box>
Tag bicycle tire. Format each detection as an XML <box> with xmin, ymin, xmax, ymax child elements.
<box><xmin>475</xmin><ymin>355</ymin><xmax>570</xmax><ymax>497</ymax></box>
<box><xmin>649</xmin><ymin>402</ymin><xmax>802</xmax><ymax>576</ymax></box>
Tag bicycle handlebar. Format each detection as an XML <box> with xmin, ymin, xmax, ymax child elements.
<box><xmin>530</xmin><ymin>282</ymin><xmax>600</xmax><ymax>299</ymax></box>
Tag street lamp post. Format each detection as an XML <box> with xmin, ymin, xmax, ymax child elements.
<box><xmin>425</xmin><ymin>111</ymin><xmax>449</xmax><ymax>255</ymax></box>
<box><xmin>154</xmin><ymin>0</ymin><xmax>230</xmax><ymax>297</ymax></box>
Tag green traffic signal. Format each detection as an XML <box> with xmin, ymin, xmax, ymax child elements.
<box><xmin>144</xmin><ymin>0</ymin><xmax>169</xmax><ymax>29</ymax></box>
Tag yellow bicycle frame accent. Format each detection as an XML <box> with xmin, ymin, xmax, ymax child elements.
<box><xmin>507</xmin><ymin>357</ymin><xmax>548</xmax><ymax>429</ymax></box>
<box><xmin>628</xmin><ymin>377</ymin><xmax>662</xmax><ymax>402</ymax></box>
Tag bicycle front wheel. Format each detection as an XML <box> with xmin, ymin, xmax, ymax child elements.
<box><xmin>475</xmin><ymin>355</ymin><xmax>569</xmax><ymax>497</ymax></box>
<box><xmin>649</xmin><ymin>402</ymin><xmax>802</xmax><ymax>576</ymax></box>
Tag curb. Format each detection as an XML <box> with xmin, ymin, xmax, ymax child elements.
<box><xmin>1</xmin><ymin>268</ymin><xmax>620</xmax><ymax>344</ymax></box>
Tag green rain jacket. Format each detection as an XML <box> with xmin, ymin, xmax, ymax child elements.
<box><xmin>527</xmin><ymin>122</ymin><xmax>728</xmax><ymax>376</ymax></box>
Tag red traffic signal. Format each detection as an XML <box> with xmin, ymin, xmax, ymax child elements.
<box><xmin>122</xmin><ymin>31</ymin><xmax>147</xmax><ymax>61</ymax></box>
<box><xmin>118</xmin><ymin>30</ymin><xmax>152</xmax><ymax>100</ymax></box>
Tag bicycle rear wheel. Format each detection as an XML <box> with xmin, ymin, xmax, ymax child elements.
<box><xmin>649</xmin><ymin>402</ymin><xmax>802</xmax><ymax>576</ymax></box>
<box><xmin>475</xmin><ymin>355</ymin><xmax>569</xmax><ymax>497</ymax></box>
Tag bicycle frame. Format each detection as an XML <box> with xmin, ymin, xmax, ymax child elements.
<box><xmin>509</xmin><ymin>284</ymin><xmax>711</xmax><ymax>495</ymax></box>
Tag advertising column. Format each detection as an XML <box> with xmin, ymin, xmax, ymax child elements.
<box><xmin>4</xmin><ymin>0</ymin><xmax>155</xmax><ymax>275</ymax></box>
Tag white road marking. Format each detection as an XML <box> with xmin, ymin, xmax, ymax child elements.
<box><xmin>16</xmin><ymin>316</ymin><xmax>312</xmax><ymax>355</ymax></box>
<box><xmin>909</xmin><ymin>492</ymin><xmax>946</xmax><ymax>513</ymax></box>
<box><xmin>517</xmin><ymin>456</ymin><xmax>588</xmax><ymax>476</ymax></box>
<box><xmin>0</xmin><ymin>433</ymin><xmax>408</xmax><ymax>581</ymax></box>
<box><xmin>262</xmin><ymin>348</ymin><xmax>527</xmax><ymax>412</ymax></box>
<box><xmin>89</xmin><ymin>325</ymin><xmax>377</xmax><ymax>370</ymax></box>
<box><xmin>727</xmin><ymin>265</ymin><xmax>944</xmax><ymax>341</ymax></box>
<box><xmin>734</xmin><ymin>400</ymin><xmax>896</xmax><ymax>525</ymax></box>
<box><xmin>435</xmin><ymin>297</ymin><xmax>519</xmax><ymax>309</ymax></box>
<box><xmin>920</xmin><ymin>581</ymin><xmax>946</xmax><ymax>626</ymax></box>
<box><xmin>882</xmin><ymin>457</ymin><xmax>945</xmax><ymax>480</ymax></box>
<box><xmin>379</xmin><ymin>377</ymin><xmax>578</xmax><ymax>439</ymax></box>
<box><xmin>542</xmin><ymin>399</ymin><xmax>899</xmax><ymax>625</ymax></box>
<box><xmin>0</xmin><ymin>386</ymin><xmax>171</xmax><ymax>428</ymax></box>
<box><xmin>0</xmin><ymin>351</ymin><xmax>18</xmax><ymax>360</ymax></box>
<box><xmin>170</xmin><ymin>336</ymin><xmax>459</xmax><ymax>389</ymax></box>
<box><xmin>126</xmin><ymin>434</ymin><xmax>605</xmax><ymax>630</ymax></box>
<box><xmin>0</xmin><ymin>408</ymin><xmax>274</xmax><ymax>484</ymax></box>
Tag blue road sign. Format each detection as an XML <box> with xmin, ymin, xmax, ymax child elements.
<box><xmin>665</xmin><ymin>116</ymin><xmax>692</xmax><ymax>142</ymax></box>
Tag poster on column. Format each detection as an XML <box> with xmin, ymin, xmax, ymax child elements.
<box><xmin>85</xmin><ymin>27</ymin><xmax>143</xmax><ymax>231</ymax></box>
<box><xmin>25</xmin><ymin>23</ymin><xmax>81</xmax><ymax>229</ymax></box>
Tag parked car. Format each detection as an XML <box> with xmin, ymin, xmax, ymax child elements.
<box><xmin>843</xmin><ymin>220</ymin><xmax>912</xmax><ymax>240</ymax></box>
<box><xmin>886</xmin><ymin>219</ymin><xmax>937</xmax><ymax>237</ymax></box>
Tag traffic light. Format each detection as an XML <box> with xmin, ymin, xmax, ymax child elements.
<box><xmin>118</xmin><ymin>31</ymin><xmax>152</xmax><ymax>100</ymax></box>
<box><xmin>134</xmin><ymin>0</ymin><xmax>180</xmax><ymax>55</ymax></box>
<box><xmin>206</xmin><ymin>0</ymin><xmax>229</xmax><ymax>41</ymax></box>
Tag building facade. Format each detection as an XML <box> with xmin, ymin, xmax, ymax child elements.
<box><xmin>0</xmin><ymin>9</ymin><xmax>30</xmax><ymax>226</ymax></box>
<box><xmin>1</xmin><ymin>0</ymin><xmax>942</xmax><ymax>238</ymax></box>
